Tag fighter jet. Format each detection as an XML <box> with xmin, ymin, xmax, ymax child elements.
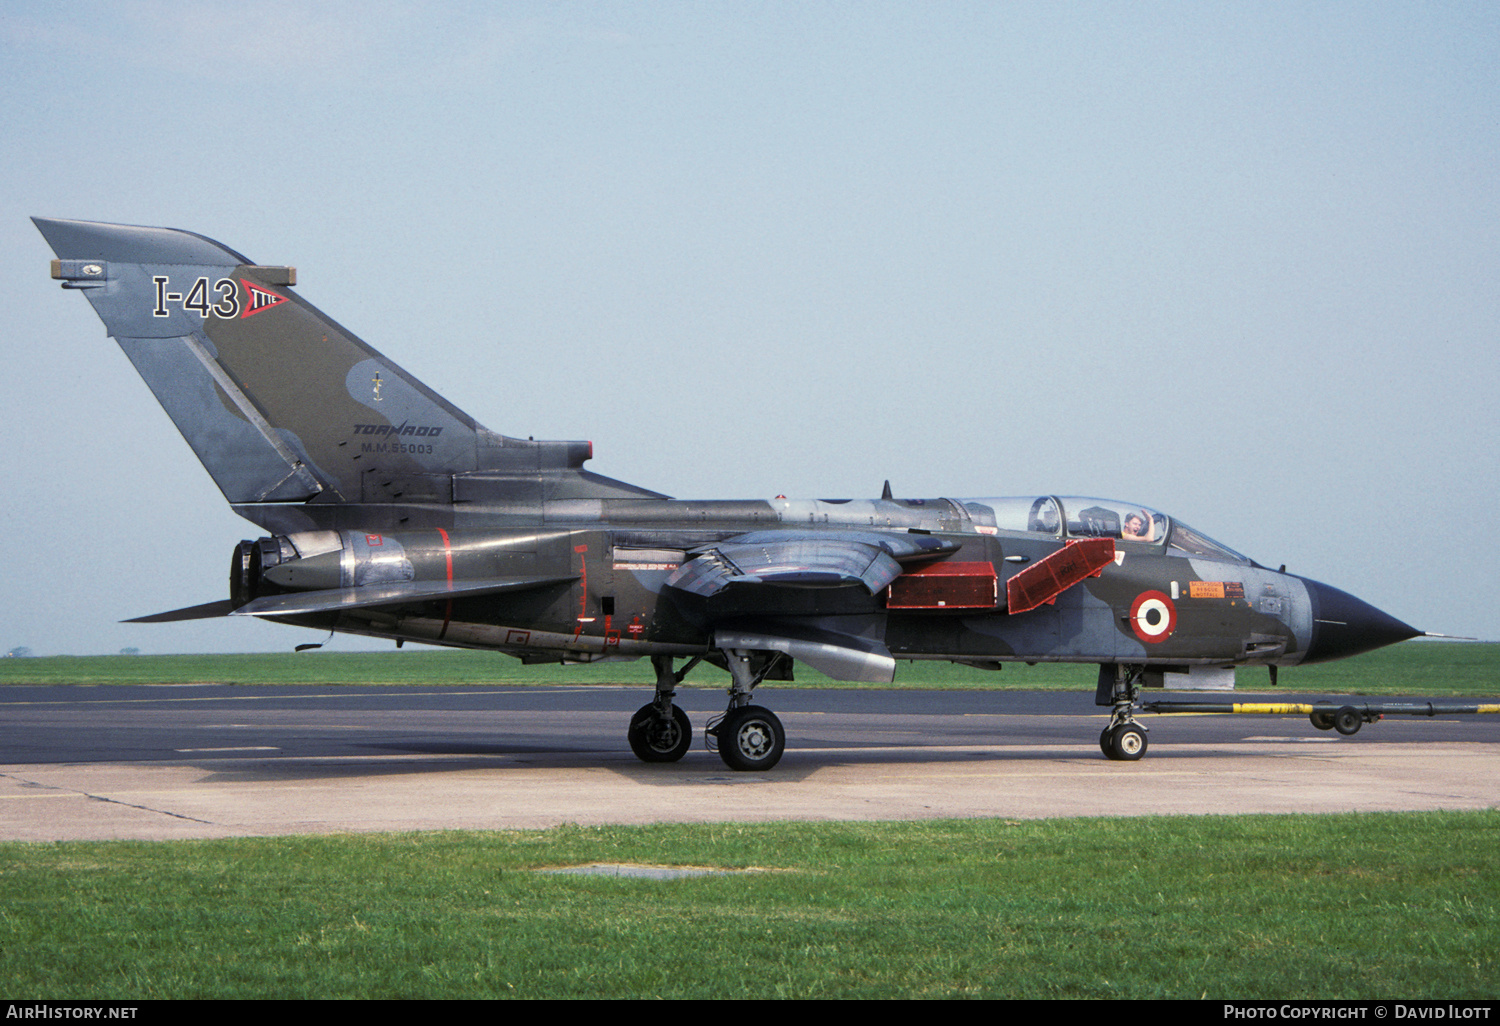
<box><xmin>34</xmin><ymin>217</ymin><xmax>1423</xmax><ymax>769</ymax></box>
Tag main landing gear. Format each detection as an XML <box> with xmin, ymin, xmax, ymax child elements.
<box><xmin>627</xmin><ymin>701</ymin><xmax>692</xmax><ymax>762</ymax></box>
<box><xmin>627</xmin><ymin>654</ymin><xmax>702</xmax><ymax>763</ymax></box>
<box><xmin>713</xmin><ymin>704</ymin><xmax>786</xmax><ymax>772</ymax></box>
<box><xmin>1098</xmin><ymin>663</ymin><xmax>1149</xmax><ymax>761</ymax></box>
<box><xmin>627</xmin><ymin>651</ymin><xmax>788</xmax><ymax>771</ymax></box>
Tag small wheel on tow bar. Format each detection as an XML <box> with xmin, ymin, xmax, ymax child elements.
<box><xmin>715</xmin><ymin>705</ymin><xmax>785</xmax><ymax>772</ymax></box>
<box><xmin>1105</xmin><ymin>724</ymin><xmax>1148</xmax><ymax>762</ymax></box>
<box><xmin>627</xmin><ymin>703</ymin><xmax>692</xmax><ymax>763</ymax></box>
<box><xmin>1333</xmin><ymin>706</ymin><xmax>1363</xmax><ymax>736</ymax></box>
<box><xmin>1310</xmin><ymin>707</ymin><xmax>1336</xmax><ymax>731</ymax></box>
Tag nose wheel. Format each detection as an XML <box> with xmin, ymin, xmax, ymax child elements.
<box><xmin>1100</xmin><ymin>722</ymin><xmax>1148</xmax><ymax>761</ymax></box>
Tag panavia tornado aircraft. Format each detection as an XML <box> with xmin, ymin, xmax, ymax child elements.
<box><xmin>34</xmin><ymin>217</ymin><xmax>1424</xmax><ymax>769</ymax></box>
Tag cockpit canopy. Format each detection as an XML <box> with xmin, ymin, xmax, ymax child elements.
<box><xmin>959</xmin><ymin>496</ymin><xmax>1253</xmax><ymax>564</ymax></box>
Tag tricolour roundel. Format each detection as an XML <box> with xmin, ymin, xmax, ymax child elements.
<box><xmin>1130</xmin><ymin>590</ymin><xmax>1177</xmax><ymax>644</ymax></box>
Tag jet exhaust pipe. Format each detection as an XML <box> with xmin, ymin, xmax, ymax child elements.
<box><xmin>230</xmin><ymin>531</ymin><xmax>420</xmax><ymax>610</ymax></box>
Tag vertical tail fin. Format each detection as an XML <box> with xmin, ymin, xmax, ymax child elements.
<box><xmin>34</xmin><ymin>218</ymin><xmax>662</xmax><ymax>513</ymax></box>
<box><xmin>34</xmin><ymin>217</ymin><xmax>485</xmax><ymax>505</ymax></box>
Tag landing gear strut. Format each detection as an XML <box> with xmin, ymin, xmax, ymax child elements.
<box><xmin>1098</xmin><ymin>663</ymin><xmax>1149</xmax><ymax>761</ymax></box>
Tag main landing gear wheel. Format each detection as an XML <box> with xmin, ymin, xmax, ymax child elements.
<box><xmin>1104</xmin><ymin>724</ymin><xmax>1148</xmax><ymax>761</ymax></box>
<box><xmin>627</xmin><ymin>703</ymin><xmax>692</xmax><ymax>763</ymax></box>
<box><xmin>714</xmin><ymin>705</ymin><xmax>785</xmax><ymax>772</ymax></box>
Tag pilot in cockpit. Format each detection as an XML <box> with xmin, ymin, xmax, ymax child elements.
<box><xmin>1122</xmin><ymin>511</ymin><xmax>1152</xmax><ymax>541</ymax></box>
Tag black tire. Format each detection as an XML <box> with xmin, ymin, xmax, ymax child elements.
<box><xmin>627</xmin><ymin>703</ymin><xmax>692</xmax><ymax>762</ymax></box>
<box><xmin>1108</xmin><ymin>724</ymin><xmax>1148</xmax><ymax>761</ymax></box>
<box><xmin>715</xmin><ymin>705</ymin><xmax>785</xmax><ymax>772</ymax></box>
<box><xmin>1333</xmin><ymin>706</ymin><xmax>1363</xmax><ymax>736</ymax></box>
<box><xmin>1310</xmin><ymin>709</ymin><xmax>1335</xmax><ymax>731</ymax></box>
<box><xmin>1100</xmin><ymin>727</ymin><xmax>1114</xmax><ymax>757</ymax></box>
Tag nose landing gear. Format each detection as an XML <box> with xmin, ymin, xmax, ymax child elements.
<box><xmin>1098</xmin><ymin>663</ymin><xmax>1150</xmax><ymax>761</ymax></box>
<box><xmin>1099</xmin><ymin>721</ymin><xmax>1149</xmax><ymax>761</ymax></box>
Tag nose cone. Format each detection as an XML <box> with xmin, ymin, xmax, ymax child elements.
<box><xmin>1299</xmin><ymin>577</ymin><xmax>1421</xmax><ymax>664</ymax></box>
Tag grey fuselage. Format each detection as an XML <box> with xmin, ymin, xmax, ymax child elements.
<box><xmin>233</xmin><ymin>493</ymin><xmax>1349</xmax><ymax>673</ymax></box>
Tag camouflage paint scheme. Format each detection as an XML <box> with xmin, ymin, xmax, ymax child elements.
<box><xmin>34</xmin><ymin>218</ymin><xmax>1421</xmax><ymax>768</ymax></box>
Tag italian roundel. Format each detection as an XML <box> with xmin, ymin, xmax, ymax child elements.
<box><xmin>1130</xmin><ymin>590</ymin><xmax>1176</xmax><ymax>643</ymax></box>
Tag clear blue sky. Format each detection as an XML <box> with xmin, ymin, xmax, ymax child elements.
<box><xmin>2</xmin><ymin>1</ymin><xmax>1496</xmax><ymax>654</ymax></box>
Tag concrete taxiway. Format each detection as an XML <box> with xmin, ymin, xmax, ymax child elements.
<box><xmin>1</xmin><ymin>685</ymin><xmax>1497</xmax><ymax>841</ymax></box>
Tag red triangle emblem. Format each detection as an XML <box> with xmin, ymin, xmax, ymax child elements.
<box><xmin>240</xmin><ymin>279</ymin><xmax>289</xmax><ymax>318</ymax></box>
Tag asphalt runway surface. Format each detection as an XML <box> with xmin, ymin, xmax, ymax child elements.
<box><xmin>2</xmin><ymin>684</ymin><xmax>1498</xmax><ymax>841</ymax></box>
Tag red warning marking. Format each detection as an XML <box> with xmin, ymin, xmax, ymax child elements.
<box><xmin>240</xmin><ymin>279</ymin><xmax>289</xmax><ymax>317</ymax></box>
<box><xmin>366</xmin><ymin>534</ymin><xmax>383</xmax><ymax>546</ymax></box>
<box><xmin>436</xmin><ymin>528</ymin><xmax>453</xmax><ymax>639</ymax></box>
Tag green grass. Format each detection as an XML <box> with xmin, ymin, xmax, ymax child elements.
<box><xmin>1</xmin><ymin>640</ymin><xmax>1495</xmax><ymax>695</ymax></box>
<box><xmin>2</xmin><ymin>812</ymin><xmax>1496</xmax><ymax>999</ymax></box>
